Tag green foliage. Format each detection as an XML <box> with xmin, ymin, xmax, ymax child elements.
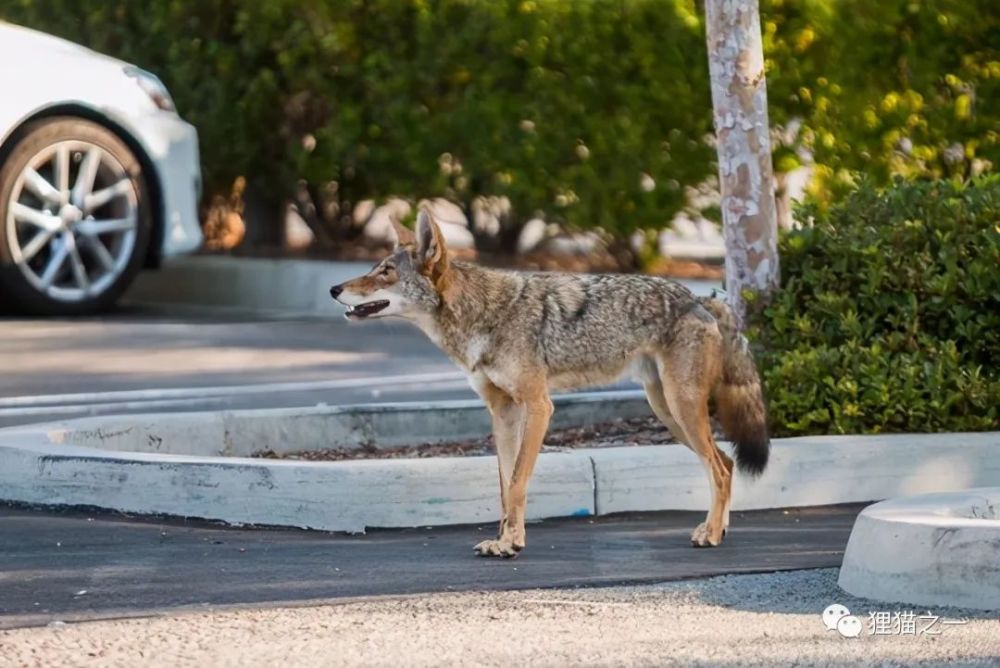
<box><xmin>750</xmin><ymin>176</ymin><xmax>1000</xmax><ymax>435</ymax></box>
<box><xmin>2</xmin><ymin>0</ymin><xmax>997</xmax><ymax>243</ymax></box>
<box><xmin>763</xmin><ymin>0</ymin><xmax>1000</xmax><ymax>199</ymax></box>
<box><xmin>3</xmin><ymin>3</ymin><xmax>998</xmax><ymax>435</ymax></box>
<box><xmin>0</xmin><ymin>0</ymin><xmax>714</xmax><ymax>242</ymax></box>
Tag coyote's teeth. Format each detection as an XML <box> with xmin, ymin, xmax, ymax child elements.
<box><xmin>346</xmin><ymin>299</ymin><xmax>390</xmax><ymax>318</ymax></box>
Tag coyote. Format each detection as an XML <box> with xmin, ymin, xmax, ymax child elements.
<box><xmin>331</xmin><ymin>208</ymin><xmax>769</xmax><ymax>557</ymax></box>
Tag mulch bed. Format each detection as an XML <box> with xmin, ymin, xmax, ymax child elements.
<box><xmin>254</xmin><ymin>415</ymin><xmax>679</xmax><ymax>462</ymax></box>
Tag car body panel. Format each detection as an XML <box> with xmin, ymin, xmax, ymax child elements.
<box><xmin>0</xmin><ymin>22</ymin><xmax>202</xmax><ymax>256</ymax></box>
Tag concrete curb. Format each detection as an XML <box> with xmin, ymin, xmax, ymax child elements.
<box><xmin>2</xmin><ymin>421</ymin><xmax>999</xmax><ymax>531</ymax></box>
<box><xmin>0</xmin><ymin>440</ymin><xmax>594</xmax><ymax>532</ymax></box>
<box><xmin>46</xmin><ymin>391</ymin><xmax>651</xmax><ymax>457</ymax></box>
<box><xmin>590</xmin><ymin>432</ymin><xmax>1000</xmax><ymax>513</ymax></box>
<box><xmin>838</xmin><ymin>489</ymin><xmax>1000</xmax><ymax>611</ymax></box>
<box><xmin>127</xmin><ymin>256</ymin><xmax>723</xmax><ymax>314</ymax></box>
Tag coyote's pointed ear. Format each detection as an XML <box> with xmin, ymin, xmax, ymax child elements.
<box><xmin>390</xmin><ymin>217</ymin><xmax>416</xmax><ymax>248</ymax></box>
<box><xmin>416</xmin><ymin>206</ymin><xmax>449</xmax><ymax>280</ymax></box>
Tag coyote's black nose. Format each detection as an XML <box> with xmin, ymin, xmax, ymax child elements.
<box><xmin>330</xmin><ymin>284</ymin><xmax>343</xmax><ymax>299</ymax></box>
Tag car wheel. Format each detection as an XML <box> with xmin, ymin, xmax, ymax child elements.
<box><xmin>0</xmin><ymin>117</ymin><xmax>152</xmax><ymax>315</ymax></box>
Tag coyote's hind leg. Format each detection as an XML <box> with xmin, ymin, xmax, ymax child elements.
<box><xmin>655</xmin><ymin>324</ymin><xmax>732</xmax><ymax>547</ymax></box>
<box><xmin>645</xmin><ymin>377</ymin><xmax>733</xmax><ymax>541</ymax></box>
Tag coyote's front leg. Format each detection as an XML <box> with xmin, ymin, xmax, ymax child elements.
<box><xmin>474</xmin><ymin>376</ymin><xmax>552</xmax><ymax>558</ymax></box>
<box><xmin>475</xmin><ymin>381</ymin><xmax>525</xmax><ymax>557</ymax></box>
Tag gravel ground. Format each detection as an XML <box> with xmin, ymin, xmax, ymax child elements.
<box><xmin>256</xmin><ymin>415</ymin><xmax>680</xmax><ymax>461</ymax></box>
<box><xmin>2</xmin><ymin>569</ymin><xmax>997</xmax><ymax>667</ymax></box>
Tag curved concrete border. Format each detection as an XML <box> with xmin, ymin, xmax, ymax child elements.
<box><xmin>2</xmin><ymin>421</ymin><xmax>998</xmax><ymax>532</ymax></box>
<box><xmin>838</xmin><ymin>489</ymin><xmax>1000</xmax><ymax>611</ymax></box>
<box><xmin>40</xmin><ymin>391</ymin><xmax>651</xmax><ymax>457</ymax></box>
<box><xmin>0</xmin><ymin>439</ymin><xmax>594</xmax><ymax>532</ymax></box>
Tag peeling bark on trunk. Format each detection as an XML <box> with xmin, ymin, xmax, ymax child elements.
<box><xmin>704</xmin><ymin>0</ymin><xmax>780</xmax><ymax>330</ymax></box>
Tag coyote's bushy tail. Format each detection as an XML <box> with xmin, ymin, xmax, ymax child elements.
<box><xmin>700</xmin><ymin>297</ymin><xmax>770</xmax><ymax>476</ymax></box>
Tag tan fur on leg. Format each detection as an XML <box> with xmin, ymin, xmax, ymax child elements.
<box><xmin>643</xmin><ymin>380</ymin><xmax>687</xmax><ymax>444</ymax></box>
<box><xmin>645</xmin><ymin>379</ymin><xmax>735</xmax><ymax>537</ymax></box>
<box><xmin>656</xmin><ymin>320</ymin><xmax>731</xmax><ymax>547</ymax></box>
<box><xmin>475</xmin><ymin>381</ymin><xmax>525</xmax><ymax>556</ymax></box>
<box><xmin>718</xmin><ymin>449</ymin><xmax>734</xmax><ymax>535</ymax></box>
<box><xmin>474</xmin><ymin>375</ymin><xmax>552</xmax><ymax>558</ymax></box>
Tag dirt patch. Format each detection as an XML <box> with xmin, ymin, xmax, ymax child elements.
<box><xmin>254</xmin><ymin>415</ymin><xmax>678</xmax><ymax>462</ymax></box>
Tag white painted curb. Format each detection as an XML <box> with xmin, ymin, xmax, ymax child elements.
<box><xmin>838</xmin><ymin>489</ymin><xmax>1000</xmax><ymax>611</ymax></box>
<box><xmin>44</xmin><ymin>391</ymin><xmax>651</xmax><ymax>457</ymax></box>
<box><xmin>2</xmin><ymin>425</ymin><xmax>998</xmax><ymax>532</ymax></box>
<box><xmin>591</xmin><ymin>433</ymin><xmax>1000</xmax><ymax>513</ymax></box>
<box><xmin>0</xmin><ymin>440</ymin><xmax>593</xmax><ymax>533</ymax></box>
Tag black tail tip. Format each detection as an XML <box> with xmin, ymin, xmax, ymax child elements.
<box><xmin>734</xmin><ymin>436</ymin><xmax>770</xmax><ymax>477</ymax></box>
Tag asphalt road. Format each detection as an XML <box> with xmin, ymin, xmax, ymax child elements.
<box><xmin>0</xmin><ymin>304</ymin><xmax>474</xmax><ymax>428</ymax></box>
<box><xmin>0</xmin><ymin>303</ymin><xmax>643</xmax><ymax>428</ymax></box>
<box><xmin>0</xmin><ymin>504</ymin><xmax>862</xmax><ymax>629</ymax></box>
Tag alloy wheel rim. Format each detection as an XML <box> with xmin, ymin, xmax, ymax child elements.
<box><xmin>5</xmin><ymin>140</ymin><xmax>138</xmax><ymax>302</ymax></box>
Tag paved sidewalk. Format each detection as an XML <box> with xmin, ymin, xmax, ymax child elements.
<box><xmin>2</xmin><ymin>569</ymin><xmax>996</xmax><ymax>667</ymax></box>
<box><xmin>0</xmin><ymin>504</ymin><xmax>859</xmax><ymax>629</ymax></box>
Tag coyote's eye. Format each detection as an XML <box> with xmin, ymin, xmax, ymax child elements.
<box><xmin>380</xmin><ymin>265</ymin><xmax>394</xmax><ymax>276</ymax></box>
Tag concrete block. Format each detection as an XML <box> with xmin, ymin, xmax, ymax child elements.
<box><xmin>839</xmin><ymin>489</ymin><xmax>1000</xmax><ymax>610</ymax></box>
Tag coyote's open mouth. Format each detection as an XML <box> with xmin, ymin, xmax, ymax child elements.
<box><xmin>345</xmin><ymin>299</ymin><xmax>390</xmax><ymax>319</ymax></box>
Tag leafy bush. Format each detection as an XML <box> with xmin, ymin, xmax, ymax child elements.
<box><xmin>2</xmin><ymin>0</ymin><xmax>997</xmax><ymax>247</ymax></box>
<box><xmin>764</xmin><ymin>0</ymin><xmax>1000</xmax><ymax>202</ymax></box>
<box><xmin>750</xmin><ymin>176</ymin><xmax>1000</xmax><ymax>435</ymax></box>
<box><xmin>0</xmin><ymin>0</ymin><xmax>714</xmax><ymax>249</ymax></box>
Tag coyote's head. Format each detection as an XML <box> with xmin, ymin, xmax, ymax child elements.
<box><xmin>330</xmin><ymin>207</ymin><xmax>451</xmax><ymax>321</ymax></box>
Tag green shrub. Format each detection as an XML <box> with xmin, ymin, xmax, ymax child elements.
<box><xmin>763</xmin><ymin>0</ymin><xmax>1000</xmax><ymax>202</ymax></box>
<box><xmin>750</xmin><ymin>176</ymin><xmax>1000</xmax><ymax>436</ymax></box>
<box><xmin>0</xmin><ymin>0</ymin><xmax>714</xmax><ymax>248</ymax></box>
<box><xmin>2</xmin><ymin>0</ymin><xmax>997</xmax><ymax>246</ymax></box>
<box><xmin>0</xmin><ymin>0</ymin><xmax>1000</xmax><ymax>248</ymax></box>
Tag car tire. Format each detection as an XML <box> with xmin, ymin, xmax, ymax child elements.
<box><xmin>0</xmin><ymin>117</ymin><xmax>152</xmax><ymax>315</ymax></box>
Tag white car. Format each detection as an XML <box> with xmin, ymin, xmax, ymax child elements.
<box><xmin>0</xmin><ymin>22</ymin><xmax>202</xmax><ymax>314</ymax></box>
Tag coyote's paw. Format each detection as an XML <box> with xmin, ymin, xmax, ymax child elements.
<box><xmin>690</xmin><ymin>521</ymin><xmax>724</xmax><ymax>548</ymax></box>
<box><xmin>473</xmin><ymin>538</ymin><xmax>523</xmax><ymax>558</ymax></box>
